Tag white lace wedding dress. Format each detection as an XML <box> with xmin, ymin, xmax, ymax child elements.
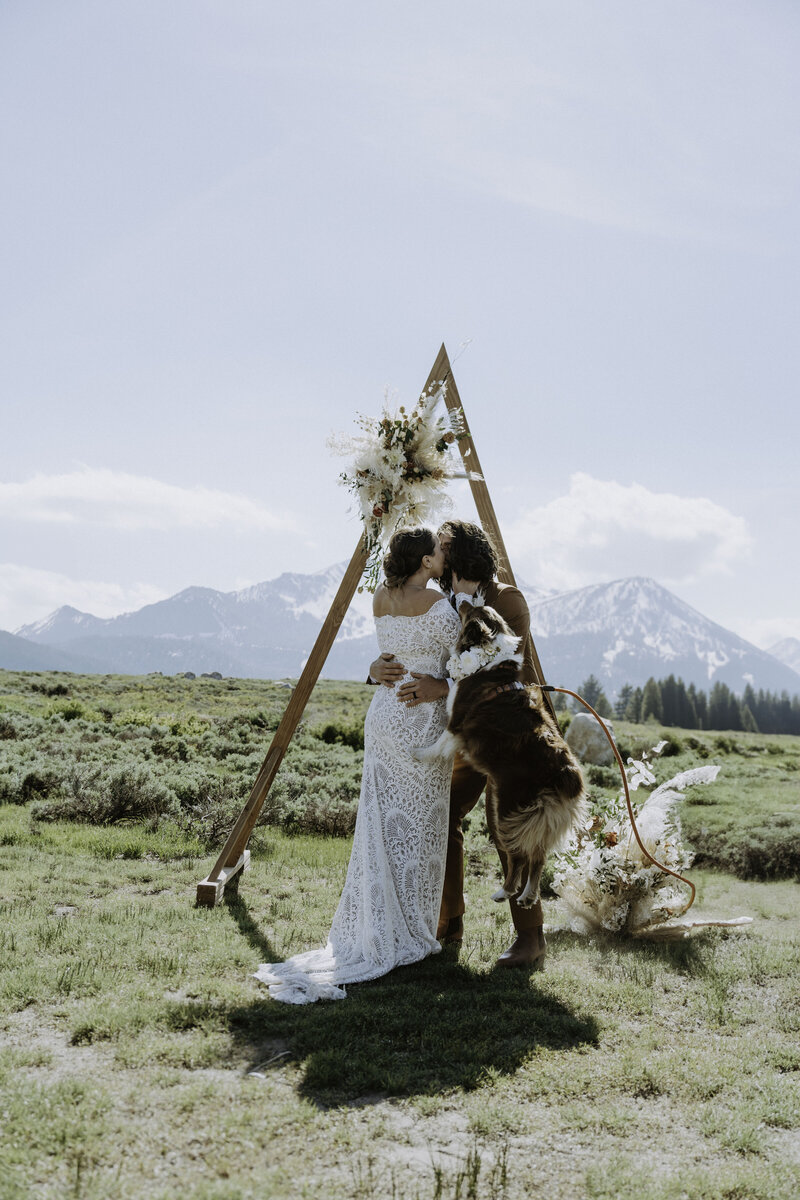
<box><xmin>254</xmin><ymin>596</ymin><xmax>460</xmax><ymax>1004</ymax></box>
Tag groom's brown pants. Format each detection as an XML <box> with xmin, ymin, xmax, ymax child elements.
<box><xmin>438</xmin><ymin>752</ymin><xmax>543</xmax><ymax>933</ymax></box>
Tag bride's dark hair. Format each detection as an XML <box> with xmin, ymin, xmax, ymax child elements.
<box><xmin>382</xmin><ymin>527</ymin><xmax>436</xmax><ymax>589</ymax></box>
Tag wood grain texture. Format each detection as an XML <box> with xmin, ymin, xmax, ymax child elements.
<box><xmin>196</xmin><ymin>850</ymin><xmax>250</xmax><ymax>908</ymax></box>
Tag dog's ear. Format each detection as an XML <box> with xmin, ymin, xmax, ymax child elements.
<box><xmin>457</xmin><ymin>614</ymin><xmax>489</xmax><ymax>650</ymax></box>
<box><xmin>482</xmin><ymin>607</ymin><xmax>513</xmax><ymax>637</ymax></box>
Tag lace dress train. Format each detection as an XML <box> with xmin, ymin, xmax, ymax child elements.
<box><xmin>254</xmin><ymin>597</ymin><xmax>460</xmax><ymax>1004</ymax></box>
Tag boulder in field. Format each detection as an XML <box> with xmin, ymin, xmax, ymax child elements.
<box><xmin>565</xmin><ymin>712</ymin><xmax>616</xmax><ymax>766</ymax></box>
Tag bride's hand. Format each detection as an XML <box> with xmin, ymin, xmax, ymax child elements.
<box><xmin>370</xmin><ymin>654</ymin><xmax>405</xmax><ymax>687</ymax></box>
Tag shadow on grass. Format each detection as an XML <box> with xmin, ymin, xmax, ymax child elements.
<box><xmin>223</xmin><ymin>890</ymin><xmax>279</xmax><ymax>962</ymax></box>
<box><xmin>222</xmin><ymin>899</ymin><xmax>601</xmax><ymax>1107</ymax></box>
<box><xmin>550</xmin><ymin>926</ymin><xmax>714</xmax><ymax>972</ymax></box>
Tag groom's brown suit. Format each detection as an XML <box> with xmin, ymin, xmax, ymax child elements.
<box><xmin>440</xmin><ymin>580</ymin><xmax>543</xmax><ymax>936</ymax></box>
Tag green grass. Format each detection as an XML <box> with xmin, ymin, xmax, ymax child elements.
<box><xmin>0</xmin><ymin>667</ymin><xmax>373</xmax><ymax>727</ymax></box>
<box><xmin>1</xmin><ymin>672</ymin><xmax>799</xmax><ymax>1197</ymax></box>
<box><xmin>1</xmin><ymin>802</ymin><xmax>799</xmax><ymax>1199</ymax></box>
<box><xmin>0</xmin><ymin>669</ymin><xmax>371</xmax><ymax>842</ymax></box>
<box><xmin>3</xmin><ymin>671</ymin><xmax>799</xmax><ymax>878</ymax></box>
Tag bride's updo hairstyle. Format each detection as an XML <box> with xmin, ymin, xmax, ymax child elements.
<box><xmin>382</xmin><ymin>527</ymin><xmax>437</xmax><ymax>589</ymax></box>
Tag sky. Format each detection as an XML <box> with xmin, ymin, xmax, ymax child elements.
<box><xmin>2</xmin><ymin>1</ymin><xmax>799</xmax><ymax>649</ymax></box>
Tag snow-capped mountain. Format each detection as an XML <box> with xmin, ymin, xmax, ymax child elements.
<box><xmin>7</xmin><ymin>568</ymin><xmax>800</xmax><ymax>696</ymax></box>
<box><xmin>13</xmin><ymin>567</ymin><xmax>377</xmax><ymax>679</ymax></box>
<box><xmin>768</xmin><ymin>637</ymin><xmax>800</xmax><ymax>676</ymax></box>
<box><xmin>529</xmin><ymin>576</ymin><xmax>800</xmax><ymax>697</ymax></box>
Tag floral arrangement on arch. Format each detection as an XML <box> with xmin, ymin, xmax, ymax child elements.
<box><xmin>329</xmin><ymin>381</ymin><xmax>469</xmax><ymax>591</ymax></box>
<box><xmin>551</xmin><ymin>742</ymin><xmax>721</xmax><ymax>935</ymax></box>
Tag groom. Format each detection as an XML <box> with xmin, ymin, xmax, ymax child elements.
<box><xmin>368</xmin><ymin>520</ymin><xmax>547</xmax><ymax>969</ymax></box>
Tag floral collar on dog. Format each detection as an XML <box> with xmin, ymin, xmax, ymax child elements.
<box><xmin>446</xmin><ymin>633</ymin><xmax>522</xmax><ymax>682</ymax></box>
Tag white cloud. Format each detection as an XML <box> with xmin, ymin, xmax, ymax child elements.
<box><xmin>505</xmin><ymin>473</ymin><xmax>752</xmax><ymax>592</ymax></box>
<box><xmin>0</xmin><ymin>468</ymin><xmax>295</xmax><ymax>532</ymax></box>
<box><xmin>1</xmin><ymin>563</ymin><xmax>168</xmax><ymax>632</ymax></box>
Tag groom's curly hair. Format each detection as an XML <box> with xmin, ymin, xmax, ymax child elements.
<box><xmin>382</xmin><ymin>527</ymin><xmax>437</xmax><ymax>589</ymax></box>
<box><xmin>438</xmin><ymin>520</ymin><xmax>498</xmax><ymax>592</ymax></box>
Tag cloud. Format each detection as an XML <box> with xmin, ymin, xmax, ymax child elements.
<box><xmin>0</xmin><ymin>467</ymin><xmax>295</xmax><ymax>532</ymax></box>
<box><xmin>1</xmin><ymin>563</ymin><xmax>168</xmax><ymax>632</ymax></box>
<box><xmin>505</xmin><ymin>473</ymin><xmax>752</xmax><ymax>592</ymax></box>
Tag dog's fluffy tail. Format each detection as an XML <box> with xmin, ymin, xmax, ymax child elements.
<box><xmin>414</xmin><ymin>729</ymin><xmax>460</xmax><ymax>762</ymax></box>
<box><xmin>501</xmin><ymin>788</ymin><xmax>587</xmax><ymax>858</ymax></box>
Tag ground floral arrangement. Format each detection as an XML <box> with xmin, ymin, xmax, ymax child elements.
<box><xmin>551</xmin><ymin>741</ymin><xmax>722</xmax><ymax>935</ymax></box>
<box><xmin>329</xmin><ymin>381</ymin><xmax>468</xmax><ymax>591</ymax></box>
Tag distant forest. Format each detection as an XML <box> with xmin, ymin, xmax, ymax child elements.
<box><xmin>563</xmin><ymin>674</ymin><xmax>800</xmax><ymax>736</ymax></box>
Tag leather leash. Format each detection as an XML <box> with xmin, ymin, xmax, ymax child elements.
<box><xmin>534</xmin><ymin>683</ymin><xmax>696</xmax><ymax>917</ymax></box>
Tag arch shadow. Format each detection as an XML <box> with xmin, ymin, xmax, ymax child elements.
<box><xmin>223</xmin><ymin>897</ymin><xmax>600</xmax><ymax>1107</ymax></box>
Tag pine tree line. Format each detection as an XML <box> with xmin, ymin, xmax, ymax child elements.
<box><xmin>569</xmin><ymin>673</ymin><xmax>800</xmax><ymax>735</ymax></box>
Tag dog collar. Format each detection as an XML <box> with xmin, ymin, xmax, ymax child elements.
<box><xmin>493</xmin><ymin>681</ymin><xmax>525</xmax><ymax>696</ymax></box>
<box><xmin>446</xmin><ymin>632</ymin><xmax>522</xmax><ymax>682</ymax></box>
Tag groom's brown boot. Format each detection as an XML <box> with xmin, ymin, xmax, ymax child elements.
<box><xmin>496</xmin><ymin>927</ymin><xmax>546</xmax><ymax>969</ymax></box>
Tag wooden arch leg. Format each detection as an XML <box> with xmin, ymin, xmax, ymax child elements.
<box><xmin>195</xmin><ymin>539</ymin><xmax>368</xmax><ymax>905</ymax></box>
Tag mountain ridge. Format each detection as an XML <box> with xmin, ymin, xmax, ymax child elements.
<box><xmin>8</xmin><ymin>568</ymin><xmax>800</xmax><ymax>696</ymax></box>
<box><xmin>768</xmin><ymin>637</ymin><xmax>800</xmax><ymax>675</ymax></box>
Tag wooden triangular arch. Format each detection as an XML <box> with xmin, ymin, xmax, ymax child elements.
<box><xmin>195</xmin><ymin>345</ymin><xmax>552</xmax><ymax>905</ymax></box>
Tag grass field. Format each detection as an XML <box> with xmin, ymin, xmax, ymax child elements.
<box><xmin>1</xmin><ymin>670</ymin><xmax>799</xmax><ymax>1199</ymax></box>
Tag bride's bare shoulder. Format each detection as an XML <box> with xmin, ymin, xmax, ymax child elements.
<box><xmin>373</xmin><ymin>585</ymin><xmax>447</xmax><ymax>618</ymax></box>
<box><xmin>372</xmin><ymin>584</ymin><xmax>391</xmax><ymax>617</ymax></box>
<box><xmin>420</xmin><ymin>588</ymin><xmax>448</xmax><ymax>613</ymax></box>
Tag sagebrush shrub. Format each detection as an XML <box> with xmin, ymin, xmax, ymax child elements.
<box><xmin>21</xmin><ymin>766</ymin><xmax>64</xmax><ymax>802</ymax></box>
<box><xmin>6</xmin><ymin>677</ymin><xmax>365</xmax><ymax>840</ymax></box>
<box><xmin>32</xmin><ymin>763</ymin><xmax>176</xmax><ymax>826</ymax></box>
<box><xmin>0</xmin><ymin>715</ymin><xmax>17</xmax><ymax>740</ymax></box>
<box><xmin>315</xmin><ymin>720</ymin><xmax>365</xmax><ymax>751</ymax></box>
<box><xmin>690</xmin><ymin>823</ymin><xmax>800</xmax><ymax>881</ymax></box>
<box><xmin>586</xmin><ymin>764</ymin><xmax>620</xmax><ymax>789</ymax></box>
<box><xmin>47</xmin><ymin>699</ymin><xmax>88</xmax><ymax>722</ymax></box>
<box><xmin>31</xmin><ymin>681</ymin><xmax>69</xmax><ymax>696</ymax></box>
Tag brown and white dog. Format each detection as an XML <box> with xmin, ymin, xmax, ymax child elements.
<box><xmin>417</xmin><ymin>600</ymin><xmax>586</xmax><ymax>909</ymax></box>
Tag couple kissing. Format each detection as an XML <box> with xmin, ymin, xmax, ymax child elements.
<box><xmin>369</xmin><ymin>520</ymin><xmax>547</xmax><ymax>971</ymax></box>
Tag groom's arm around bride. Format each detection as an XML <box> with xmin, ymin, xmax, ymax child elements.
<box><xmin>369</xmin><ymin>521</ymin><xmax>547</xmax><ymax>969</ymax></box>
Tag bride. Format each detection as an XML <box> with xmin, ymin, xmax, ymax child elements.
<box><xmin>254</xmin><ymin>527</ymin><xmax>460</xmax><ymax>1004</ymax></box>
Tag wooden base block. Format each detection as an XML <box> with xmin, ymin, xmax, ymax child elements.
<box><xmin>195</xmin><ymin>849</ymin><xmax>250</xmax><ymax>908</ymax></box>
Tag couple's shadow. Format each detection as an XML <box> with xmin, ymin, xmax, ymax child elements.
<box><xmin>223</xmin><ymin>893</ymin><xmax>600</xmax><ymax>1107</ymax></box>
